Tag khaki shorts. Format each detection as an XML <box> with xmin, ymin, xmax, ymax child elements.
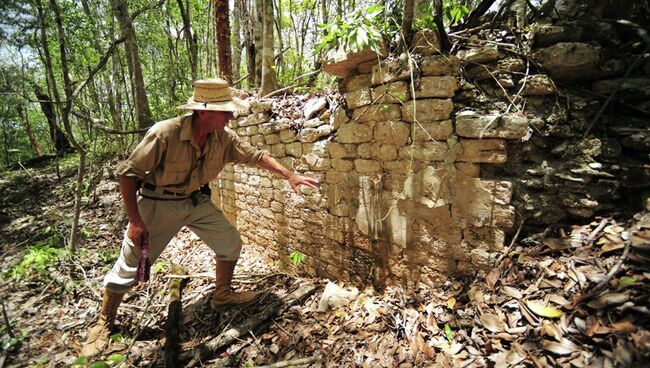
<box><xmin>103</xmin><ymin>191</ymin><xmax>242</xmax><ymax>293</ymax></box>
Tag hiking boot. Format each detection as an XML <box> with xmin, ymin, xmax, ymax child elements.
<box><xmin>81</xmin><ymin>289</ymin><xmax>124</xmax><ymax>357</ymax></box>
<box><xmin>211</xmin><ymin>260</ymin><xmax>257</xmax><ymax>310</ymax></box>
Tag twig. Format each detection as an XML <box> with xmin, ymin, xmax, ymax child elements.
<box><xmin>233</xmin><ymin>73</ymin><xmax>250</xmax><ymax>85</ymax></box>
<box><xmin>583</xmin><ymin>46</ymin><xmax>648</xmax><ymax>138</ymax></box>
<box><xmin>572</xmin><ymin>239</ymin><xmax>631</xmax><ymax>305</ymax></box>
<box><xmin>252</xmin><ymin>355</ymin><xmax>322</xmax><ymax>368</ymax></box>
<box><xmin>16</xmin><ymin>161</ymin><xmax>34</xmax><ymax>179</ymax></box>
<box><xmin>585</xmin><ymin>218</ymin><xmax>609</xmax><ymax>246</ymax></box>
<box><xmin>262</xmin><ymin>83</ymin><xmax>309</xmax><ymax>98</ymax></box>
<box><xmin>72</xmin><ymin>110</ymin><xmax>149</xmax><ymax>135</ymax></box>
<box><xmin>496</xmin><ymin>220</ymin><xmax>524</xmax><ymax>264</ymax></box>
<box><xmin>1</xmin><ymin>301</ymin><xmax>14</xmax><ymax>339</ymax></box>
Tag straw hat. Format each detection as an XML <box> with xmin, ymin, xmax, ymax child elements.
<box><xmin>177</xmin><ymin>78</ymin><xmax>246</xmax><ymax>112</ymax></box>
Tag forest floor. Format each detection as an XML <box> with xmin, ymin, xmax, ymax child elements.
<box><xmin>0</xmin><ymin>154</ymin><xmax>649</xmax><ymax>368</ymax></box>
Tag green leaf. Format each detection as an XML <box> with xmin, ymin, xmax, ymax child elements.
<box><xmin>107</xmin><ymin>354</ymin><xmax>126</xmax><ymax>363</ymax></box>
<box><xmin>444</xmin><ymin>323</ymin><xmax>453</xmax><ymax>343</ymax></box>
<box><xmin>90</xmin><ymin>362</ymin><xmax>109</xmax><ymax>368</ymax></box>
<box><xmin>71</xmin><ymin>356</ymin><xmax>88</xmax><ymax>366</ymax></box>
<box><xmin>526</xmin><ymin>300</ymin><xmax>563</xmax><ymax>318</ymax></box>
<box><xmin>619</xmin><ymin>277</ymin><xmax>635</xmax><ymax>286</ymax></box>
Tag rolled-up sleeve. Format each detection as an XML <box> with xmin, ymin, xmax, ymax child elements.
<box><xmin>115</xmin><ymin>130</ymin><xmax>166</xmax><ymax>179</ymax></box>
<box><xmin>225</xmin><ymin>129</ymin><xmax>266</xmax><ymax>167</ymax></box>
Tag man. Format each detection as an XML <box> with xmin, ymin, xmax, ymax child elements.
<box><xmin>82</xmin><ymin>78</ymin><xmax>319</xmax><ymax>357</ymax></box>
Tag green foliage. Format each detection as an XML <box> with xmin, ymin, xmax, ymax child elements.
<box><xmin>315</xmin><ymin>5</ymin><xmax>385</xmax><ymax>54</ymax></box>
<box><xmin>289</xmin><ymin>251</ymin><xmax>305</xmax><ymax>266</ymax></box>
<box><xmin>0</xmin><ymin>327</ymin><xmax>29</xmax><ymax>350</ymax></box>
<box><xmin>414</xmin><ymin>1</ymin><xmax>470</xmax><ymax>30</ymax></box>
<box><xmin>444</xmin><ymin>323</ymin><xmax>454</xmax><ymax>344</ymax></box>
<box><xmin>8</xmin><ymin>234</ymin><xmax>66</xmax><ymax>282</ymax></box>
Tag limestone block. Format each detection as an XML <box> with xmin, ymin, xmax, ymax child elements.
<box><xmin>353</xmin><ymin>104</ymin><xmax>401</xmax><ymax>122</ymax></box>
<box><xmin>241</xmin><ymin>112</ymin><xmax>269</xmax><ymax>126</ymax></box>
<box><xmin>302</xmin><ymin>153</ymin><xmax>331</xmax><ymax>171</ymax></box>
<box><xmin>328</xmin><ymin>143</ymin><xmax>357</xmax><ymax>158</ymax></box>
<box><xmin>531</xmin><ymin>24</ymin><xmax>584</xmax><ymax>48</ymax></box>
<box><xmin>414</xmin><ymin>76</ymin><xmax>459</xmax><ymax>98</ymax></box>
<box><xmin>383</xmin><ymin>161</ymin><xmax>411</xmax><ymax>174</ymax></box>
<box><xmin>519</xmin><ymin>74</ymin><xmax>555</xmax><ymax>96</ymax></box>
<box><xmin>497</xmin><ymin>75</ymin><xmax>514</xmax><ymax>88</ymax></box>
<box><xmin>265</xmin><ymin>134</ymin><xmax>280</xmax><ymax>145</ymax></box>
<box><xmin>270</xmin><ymin>143</ymin><xmax>285</xmax><ymax>157</ymax></box>
<box><xmin>358</xmin><ymin>59</ymin><xmax>380</xmax><ymax>73</ymax></box>
<box><xmin>377</xmin><ymin>144</ymin><xmax>398</xmax><ymax>161</ymax></box>
<box><xmin>421</xmin><ymin>55</ymin><xmax>460</xmax><ymax>76</ymax></box>
<box><xmin>357</xmin><ymin>143</ymin><xmax>373</xmax><ymax>158</ymax></box>
<box><xmin>279</xmin><ymin>157</ymin><xmax>295</xmax><ymax>170</ymax></box>
<box><xmin>371</xmin><ymin>81</ymin><xmax>410</xmax><ymax>103</ymax></box>
<box><xmin>237</xmin><ymin>125</ymin><xmax>258</xmax><ymax>136</ymax></box>
<box><xmin>285</xmin><ymin>142</ymin><xmax>302</xmax><ymax>157</ymax></box>
<box><xmin>339</xmin><ymin>73</ymin><xmax>372</xmax><ymax>92</ymax></box>
<box><xmin>251</xmin><ymin>134</ymin><xmax>265</xmax><ymax>147</ymax></box>
<box><xmin>457</xmin><ymin>139</ymin><xmax>507</xmax><ymax>163</ymax></box>
<box><xmin>470</xmin><ymin>248</ymin><xmax>497</xmax><ymax>269</ymax></box>
<box><xmin>336</xmin><ymin>122</ymin><xmax>373</xmax><ymax>143</ymax></box>
<box><xmin>279</xmin><ymin>129</ymin><xmax>297</xmax><ymax>143</ymax></box>
<box><xmin>250</xmin><ymin>100</ymin><xmax>273</xmax><ymax>114</ymax></box>
<box><xmin>455</xmin><ymin>163</ymin><xmax>480</xmax><ymax>177</ymax></box>
<box><xmin>304</xmin><ymin>97</ymin><xmax>327</xmax><ymax>119</ymax></box>
<box><xmin>371</xmin><ymin>58</ymin><xmax>415</xmax><ymax>86</ymax></box>
<box><xmin>355</xmin><ymin>159</ymin><xmax>381</xmax><ymax>173</ymax></box>
<box><xmin>270</xmin><ymin>201</ymin><xmax>284</xmax><ymax>213</ymax></box>
<box><xmin>399</xmin><ymin>141</ymin><xmax>447</xmax><ymax>161</ymax></box>
<box><xmin>331</xmin><ymin>108</ymin><xmax>350</xmax><ymax>129</ymax></box>
<box><xmin>455</xmin><ymin>111</ymin><xmax>529</xmax><ymax>139</ymax></box>
<box><xmin>326</xmin><ymin>171</ymin><xmax>346</xmax><ymax>184</ymax></box>
<box><xmin>332</xmin><ymin>158</ymin><xmax>354</xmax><ymax>172</ymax></box>
<box><xmin>374</xmin><ymin>121</ymin><xmax>410</xmax><ymax>145</ymax></box>
<box><xmin>259</xmin><ymin>177</ymin><xmax>273</xmax><ymax>188</ymax></box>
<box><xmin>330</xmin><ymin>202</ymin><xmax>349</xmax><ymax>217</ymax></box>
<box><xmin>355</xmin><ymin>175</ymin><xmax>383</xmax><ymax>237</ymax></box>
<box><xmin>458</xmin><ymin>44</ymin><xmax>498</xmax><ymax>64</ymax></box>
<box><xmin>463</xmin><ymin>227</ymin><xmax>505</xmax><ymax>251</ymax></box>
<box><xmin>450</xmin><ymin>175</ymin><xmax>515</xmax><ymax>229</ymax></box>
<box><xmin>383</xmin><ymin>173</ymin><xmax>407</xmax><ymax>191</ymax></box>
<box><xmin>300</xmin><ymin>125</ymin><xmax>333</xmax><ymax>143</ymax></box>
<box><xmin>404</xmin><ymin>165</ymin><xmax>449</xmax><ymax>208</ymax></box>
<box><xmin>592</xmin><ymin>77</ymin><xmax>650</xmax><ymax>101</ymax></box>
<box><xmin>412</xmin><ymin>120</ymin><xmax>453</xmax><ymax>141</ymax></box>
<box><xmin>411</xmin><ymin>29</ymin><xmax>441</xmax><ymax>55</ymax></box>
<box><xmin>534</xmin><ymin>42</ymin><xmax>602</xmax><ymax>81</ymax></box>
<box><xmin>346</xmin><ymin>88</ymin><xmax>373</xmax><ymax>109</ymax></box>
<box><xmin>323</xmin><ymin>45</ymin><xmax>388</xmax><ymax>78</ymax></box>
<box><xmin>401</xmin><ymin>99</ymin><xmax>454</xmax><ymax>123</ymax></box>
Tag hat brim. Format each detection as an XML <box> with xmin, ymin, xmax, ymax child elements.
<box><xmin>177</xmin><ymin>97</ymin><xmax>246</xmax><ymax>112</ymax></box>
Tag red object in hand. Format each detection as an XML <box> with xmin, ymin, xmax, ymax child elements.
<box><xmin>136</xmin><ymin>240</ymin><xmax>151</xmax><ymax>283</ymax></box>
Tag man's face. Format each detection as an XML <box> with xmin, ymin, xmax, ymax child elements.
<box><xmin>199</xmin><ymin>110</ymin><xmax>234</xmax><ymax>131</ymax></box>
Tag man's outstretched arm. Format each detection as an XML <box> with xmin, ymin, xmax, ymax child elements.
<box><xmin>118</xmin><ymin>175</ymin><xmax>148</xmax><ymax>248</ymax></box>
<box><xmin>256</xmin><ymin>154</ymin><xmax>320</xmax><ymax>194</ymax></box>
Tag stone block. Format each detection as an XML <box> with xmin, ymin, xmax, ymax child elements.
<box><xmin>301</xmin><ymin>153</ymin><xmax>331</xmax><ymax>171</ymax></box>
<box><xmin>336</xmin><ymin>122</ymin><xmax>373</xmax><ymax>143</ymax></box>
<box><xmin>463</xmin><ymin>227</ymin><xmax>505</xmax><ymax>251</ymax></box>
<box><xmin>328</xmin><ymin>143</ymin><xmax>357</xmax><ymax>158</ymax></box>
<box><xmin>404</xmin><ymin>165</ymin><xmax>449</xmax><ymax>208</ymax></box>
<box><xmin>519</xmin><ymin>74</ymin><xmax>555</xmax><ymax>96</ymax></box>
<box><xmin>346</xmin><ymin>88</ymin><xmax>373</xmax><ymax>109</ymax></box>
<box><xmin>331</xmin><ymin>158</ymin><xmax>355</xmax><ymax>171</ymax></box>
<box><xmin>482</xmin><ymin>180</ymin><xmax>513</xmax><ymax>204</ymax></box>
<box><xmin>241</xmin><ymin>112</ymin><xmax>269</xmax><ymax>126</ymax></box>
<box><xmin>300</xmin><ymin>125</ymin><xmax>333</xmax><ymax>143</ymax></box>
<box><xmin>323</xmin><ymin>45</ymin><xmax>387</xmax><ymax>78</ymax></box>
<box><xmin>304</xmin><ymin>117</ymin><xmax>325</xmax><ymax>128</ymax></box>
<box><xmin>371</xmin><ymin>58</ymin><xmax>415</xmax><ymax>85</ymax></box>
<box><xmin>251</xmin><ymin>134</ymin><xmax>265</xmax><ymax>147</ymax></box>
<box><xmin>353</xmin><ymin>104</ymin><xmax>401</xmax><ymax>122</ymax></box>
<box><xmin>455</xmin><ymin>111</ymin><xmax>529</xmax><ymax>140</ymax></box>
<box><xmin>411</xmin><ymin>29</ymin><xmax>441</xmax><ymax>55</ymax></box>
<box><xmin>354</xmin><ymin>159</ymin><xmax>381</xmax><ymax>173</ymax></box>
<box><xmin>357</xmin><ymin>143</ymin><xmax>373</xmax><ymax>158</ymax></box>
<box><xmin>358</xmin><ymin>59</ymin><xmax>380</xmax><ymax>73</ymax></box>
<box><xmin>457</xmin><ymin>139</ymin><xmax>507</xmax><ymax>163</ymax></box>
<box><xmin>285</xmin><ymin>142</ymin><xmax>302</xmax><ymax>157</ymax></box>
<box><xmin>339</xmin><ymin>73</ymin><xmax>372</xmax><ymax>92</ymax></box>
<box><xmin>331</xmin><ymin>108</ymin><xmax>350</xmax><ymax>129</ymax></box>
<box><xmin>383</xmin><ymin>161</ymin><xmax>412</xmax><ymax>174</ymax></box>
<box><xmin>458</xmin><ymin>44</ymin><xmax>498</xmax><ymax>64</ymax></box>
<box><xmin>534</xmin><ymin>42</ymin><xmax>602</xmax><ymax>81</ymax></box>
<box><xmin>414</xmin><ymin>76</ymin><xmax>459</xmax><ymax>98</ymax></box>
<box><xmin>401</xmin><ymin>99</ymin><xmax>453</xmax><ymax>123</ymax></box>
<box><xmin>421</xmin><ymin>55</ymin><xmax>460</xmax><ymax>76</ymax></box>
<box><xmin>270</xmin><ymin>144</ymin><xmax>285</xmax><ymax>157</ymax></box>
<box><xmin>371</xmin><ymin>81</ymin><xmax>410</xmax><ymax>103</ymax></box>
<box><xmin>237</xmin><ymin>125</ymin><xmax>258</xmax><ymax>136</ymax></box>
<box><xmin>399</xmin><ymin>141</ymin><xmax>448</xmax><ymax>161</ymax></box>
<box><xmin>412</xmin><ymin>120</ymin><xmax>453</xmax><ymax>141</ymax></box>
<box><xmin>374</xmin><ymin>121</ymin><xmax>410</xmax><ymax>145</ymax></box>
<box><xmin>279</xmin><ymin>129</ymin><xmax>297</xmax><ymax>143</ymax></box>
<box><xmin>455</xmin><ymin>162</ymin><xmax>480</xmax><ymax>177</ymax></box>
<box><xmin>377</xmin><ymin>144</ymin><xmax>398</xmax><ymax>161</ymax></box>
<box><xmin>532</xmin><ymin>24</ymin><xmax>584</xmax><ymax>48</ymax></box>
<box><xmin>265</xmin><ymin>134</ymin><xmax>280</xmax><ymax>145</ymax></box>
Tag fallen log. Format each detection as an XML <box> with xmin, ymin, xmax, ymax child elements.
<box><xmin>253</xmin><ymin>355</ymin><xmax>322</xmax><ymax>368</ymax></box>
<box><xmin>180</xmin><ymin>283</ymin><xmax>318</xmax><ymax>363</ymax></box>
<box><xmin>165</xmin><ymin>264</ymin><xmax>188</xmax><ymax>368</ymax></box>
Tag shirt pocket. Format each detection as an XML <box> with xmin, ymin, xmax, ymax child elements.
<box><xmin>160</xmin><ymin>159</ymin><xmax>192</xmax><ymax>185</ymax></box>
<box><xmin>203</xmin><ymin>159</ymin><xmax>224</xmax><ymax>182</ymax></box>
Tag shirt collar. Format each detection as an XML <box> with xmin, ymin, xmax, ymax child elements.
<box><xmin>179</xmin><ymin>114</ymin><xmax>193</xmax><ymax>142</ymax></box>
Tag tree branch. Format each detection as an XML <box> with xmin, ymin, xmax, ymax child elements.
<box><xmin>72</xmin><ymin>36</ymin><xmax>127</xmax><ymax>99</ymax></box>
<box><xmin>71</xmin><ymin>110</ymin><xmax>149</xmax><ymax>135</ymax></box>
<box><xmin>131</xmin><ymin>0</ymin><xmax>167</xmax><ymax>20</ymax></box>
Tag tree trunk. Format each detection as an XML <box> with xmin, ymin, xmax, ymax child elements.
<box><xmin>17</xmin><ymin>104</ymin><xmax>43</xmax><ymax>157</ymax></box>
<box><xmin>259</xmin><ymin>0</ymin><xmax>277</xmax><ymax>96</ymax></box>
<box><xmin>111</xmin><ymin>0</ymin><xmax>153</xmax><ymax>130</ymax></box>
<box><xmin>242</xmin><ymin>0</ymin><xmax>256</xmax><ymax>87</ymax></box>
<box><xmin>231</xmin><ymin>0</ymin><xmax>242</xmax><ymax>86</ymax></box>
<box><xmin>254</xmin><ymin>0</ymin><xmax>263</xmax><ymax>86</ymax></box>
<box><xmin>402</xmin><ymin>0</ymin><xmax>415</xmax><ymax>49</ymax></box>
<box><xmin>214</xmin><ymin>0</ymin><xmax>233</xmax><ymax>82</ymax></box>
<box><xmin>177</xmin><ymin>0</ymin><xmax>198</xmax><ymax>80</ymax></box>
<box><xmin>34</xmin><ymin>85</ymin><xmax>72</xmax><ymax>153</ymax></box>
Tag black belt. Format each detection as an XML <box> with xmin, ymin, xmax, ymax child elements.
<box><xmin>141</xmin><ymin>183</ymin><xmax>191</xmax><ymax>198</ymax></box>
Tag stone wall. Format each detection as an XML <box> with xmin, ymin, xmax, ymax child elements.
<box><xmin>213</xmin><ymin>19</ymin><xmax>649</xmax><ymax>288</ymax></box>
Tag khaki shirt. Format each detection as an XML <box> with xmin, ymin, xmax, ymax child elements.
<box><xmin>116</xmin><ymin>114</ymin><xmax>265</xmax><ymax>194</ymax></box>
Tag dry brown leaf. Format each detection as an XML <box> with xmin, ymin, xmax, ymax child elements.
<box><xmin>586</xmin><ymin>293</ymin><xmax>630</xmax><ymax>309</ymax></box>
<box><xmin>543</xmin><ymin>237</ymin><xmax>572</xmax><ymax>251</ymax></box>
<box><xmin>480</xmin><ymin>313</ymin><xmax>506</xmax><ymax>333</ymax></box>
<box><xmin>609</xmin><ymin>320</ymin><xmax>636</xmax><ymax>333</ymax></box>
<box><xmin>542</xmin><ymin>338</ymin><xmax>579</xmax><ymax>355</ymax></box>
<box><xmin>585</xmin><ymin>316</ymin><xmax>610</xmax><ymax>336</ymax></box>
<box><xmin>542</xmin><ymin>321</ymin><xmax>563</xmax><ymax>342</ymax></box>
<box><xmin>502</xmin><ymin>286</ymin><xmax>523</xmax><ymax>300</ymax></box>
<box><xmin>548</xmin><ymin>294</ymin><xmax>572</xmax><ymax>308</ymax></box>
<box><xmin>486</xmin><ymin>268</ymin><xmax>500</xmax><ymax>290</ymax></box>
